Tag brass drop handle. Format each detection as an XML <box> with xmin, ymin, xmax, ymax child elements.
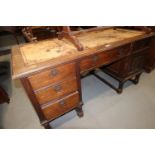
<box><xmin>59</xmin><ymin>100</ymin><xmax>65</xmax><ymax>105</ymax></box>
<box><xmin>51</xmin><ymin>69</ymin><xmax>58</xmax><ymax>76</ymax></box>
<box><xmin>53</xmin><ymin>84</ymin><xmax>62</xmax><ymax>92</ymax></box>
<box><xmin>92</xmin><ymin>55</ymin><xmax>98</xmax><ymax>62</ymax></box>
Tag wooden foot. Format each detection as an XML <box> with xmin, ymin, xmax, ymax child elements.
<box><xmin>130</xmin><ymin>73</ymin><xmax>141</xmax><ymax>85</ymax></box>
<box><xmin>145</xmin><ymin>68</ymin><xmax>152</xmax><ymax>73</ymax></box>
<box><xmin>43</xmin><ymin>122</ymin><xmax>52</xmax><ymax>129</ymax></box>
<box><xmin>117</xmin><ymin>81</ymin><xmax>124</xmax><ymax>94</ymax></box>
<box><xmin>6</xmin><ymin>98</ymin><xmax>10</xmax><ymax>104</ymax></box>
<box><xmin>76</xmin><ymin>106</ymin><xmax>84</xmax><ymax>118</ymax></box>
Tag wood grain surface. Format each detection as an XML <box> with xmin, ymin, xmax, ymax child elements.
<box><xmin>11</xmin><ymin>28</ymin><xmax>155</xmax><ymax>79</ymax></box>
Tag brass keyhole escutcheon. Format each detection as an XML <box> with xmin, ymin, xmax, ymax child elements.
<box><xmin>59</xmin><ymin>100</ymin><xmax>65</xmax><ymax>105</ymax></box>
<box><xmin>92</xmin><ymin>55</ymin><xmax>98</xmax><ymax>62</ymax></box>
<box><xmin>51</xmin><ymin>69</ymin><xmax>58</xmax><ymax>76</ymax></box>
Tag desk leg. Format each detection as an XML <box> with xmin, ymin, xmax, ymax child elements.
<box><xmin>145</xmin><ymin>67</ymin><xmax>152</xmax><ymax>73</ymax></box>
<box><xmin>43</xmin><ymin>122</ymin><xmax>52</xmax><ymax>129</ymax></box>
<box><xmin>117</xmin><ymin>81</ymin><xmax>125</xmax><ymax>94</ymax></box>
<box><xmin>130</xmin><ymin>73</ymin><xmax>141</xmax><ymax>85</ymax></box>
<box><xmin>93</xmin><ymin>71</ymin><xmax>125</xmax><ymax>94</ymax></box>
<box><xmin>76</xmin><ymin>104</ymin><xmax>84</xmax><ymax>118</ymax></box>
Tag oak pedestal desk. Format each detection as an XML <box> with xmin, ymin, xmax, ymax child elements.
<box><xmin>11</xmin><ymin>28</ymin><xmax>155</xmax><ymax>128</ymax></box>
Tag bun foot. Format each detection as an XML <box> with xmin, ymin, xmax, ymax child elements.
<box><xmin>43</xmin><ymin>122</ymin><xmax>52</xmax><ymax>129</ymax></box>
<box><xmin>76</xmin><ymin>107</ymin><xmax>84</xmax><ymax>118</ymax></box>
<box><xmin>117</xmin><ymin>89</ymin><xmax>123</xmax><ymax>94</ymax></box>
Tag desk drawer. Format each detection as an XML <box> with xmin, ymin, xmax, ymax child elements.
<box><xmin>96</xmin><ymin>50</ymin><xmax>117</xmax><ymax>67</ymax></box>
<box><xmin>132</xmin><ymin>38</ymin><xmax>150</xmax><ymax>52</ymax></box>
<box><xmin>80</xmin><ymin>55</ymin><xmax>96</xmax><ymax>72</ymax></box>
<box><xmin>80</xmin><ymin>49</ymin><xmax>121</xmax><ymax>72</ymax></box>
<box><xmin>35</xmin><ymin>78</ymin><xmax>78</xmax><ymax>105</ymax></box>
<box><xmin>42</xmin><ymin>92</ymin><xmax>80</xmax><ymax>120</ymax></box>
<box><xmin>119</xmin><ymin>43</ymin><xmax>131</xmax><ymax>56</ymax></box>
<box><xmin>28</xmin><ymin>63</ymin><xmax>76</xmax><ymax>90</ymax></box>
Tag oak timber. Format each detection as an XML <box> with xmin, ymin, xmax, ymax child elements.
<box><xmin>12</xmin><ymin>28</ymin><xmax>155</xmax><ymax>79</ymax></box>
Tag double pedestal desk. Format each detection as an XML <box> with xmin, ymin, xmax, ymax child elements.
<box><xmin>11</xmin><ymin>27</ymin><xmax>155</xmax><ymax>128</ymax></box>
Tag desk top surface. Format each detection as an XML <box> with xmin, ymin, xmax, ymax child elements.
<box><xmin>11</xmin><ymin>28</ymin><xmax>155</xmax><ymax>79</ymax></box>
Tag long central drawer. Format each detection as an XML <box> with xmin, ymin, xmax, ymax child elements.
<box><xmin>80</xmin><ymin>44</ymin><xmax>131</xmax><ymax>73</ymax></box>
<box><xmin>80</xmin><ymin>49</ymin><xmax>119</xmax><ymax>72</ymax></box>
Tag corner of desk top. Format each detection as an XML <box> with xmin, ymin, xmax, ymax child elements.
<box><xmin>11</xmin><ymin>45</ymin><xmax>26</xmax><ymax>80</ymax></box>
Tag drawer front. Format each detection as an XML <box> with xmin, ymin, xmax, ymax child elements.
<box><xmin>42</xmin><ymin>92</ymin><xmax>80</xmax><ymax>120</ymax></box>
<box><xmin>80</xmin><ymin>48</ymin><xmax>121</xmax><ymax>72</ymax></box>
<box><xmin>28</xmin><ymin>63</ymin><xmax>76</xmax><ymax>90</ymax></box>
<box><xmin>79</xmin><ymin>56</ymin><xmax>94</xmax><ymax>72</ymax></box>
<box><xmin>132</xmin><ymin>38</ymin><xmax>150</xmax><ymax>52</ymax></box>
<box><xmin>105</xmin><ymin>55</ymin><xmax>133</xmax><ymax>78</ymax></box>
<box><xmin>96</xmin><ymin>50</ymin><xmax>117</xmax><ymax>67</ymax></box>
<box><xmin>35</xmin><ymin>78</ymin><xmax>78</xmax><ymax>105</ymax></box>
<box><xmin>130</xmin><ymin>50</ymin><xmax>147</xmax><ymax>73</ymax></box>
<box><xmin>119</xmin><ymin>43</ymin><xmax>131</xmax><ymax>56</ymax></box>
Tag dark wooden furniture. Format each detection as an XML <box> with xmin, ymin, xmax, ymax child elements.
<box><xmin>0</xmin><ymin>26</ymin><xmax>20</xmax><ymax>56</ymax></box>
<box><xmin>101</xmin><ymin>37</ymin><xmax>151</xmax><ymax>93</ymax></box>
<box><xmin>145</xmin><ymin>27</ymin><xmax>155</xmax><ymax>73</ymax></box>
<box><xmin>11</xmin><ymin>27</ymin><xmax>155</xmax><ymax>128</ymax></box>
<box><xmin>0</xmin><ymin>62</ymin><xmax>10</xmax><ymax>104</ymax></box>
<box><xmin>22</xmin><ymin>26</ymin><xmax>59</xmax><ymax>42</ymax></box>
<box><xmin>22</xmin><ymin>26</ymin><xmax>85</xmax><ymax>51</ymax></box>
<box><xmin>0</xmin><ymin>86</ymin><xmax>9</xmax><ymax>104</ymax></box>
<box><xmin>22</xmin><ymin>26</ymin><xmax>98</xmax><ymax>51</ymax></box>
<box><xmin>116</xmin><ymin>26</ymin><xmax>155</xmax><ymax>74</ymax></box>
<box><xmin>0</xmin><ymin>26</ymin><xmax>19</xmax><ymax>44</ymax></box>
